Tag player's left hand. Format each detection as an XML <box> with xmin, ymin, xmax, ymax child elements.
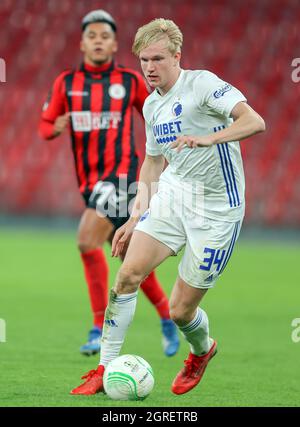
<box><xmin>170</xmin><ymin>135</ymin><xmax>215</xmax><ymax>152</ymax></box>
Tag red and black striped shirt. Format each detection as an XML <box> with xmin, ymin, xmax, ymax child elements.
<box><xmin>39</xmin><ymin>61</ymin><xmax>149</xmax><ymax>195</ymax></box>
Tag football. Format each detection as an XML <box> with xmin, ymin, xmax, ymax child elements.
<box><xmin>103</xmin><ymin>354</ymin><xmax>155</xmax><ymax>401</ymax></box>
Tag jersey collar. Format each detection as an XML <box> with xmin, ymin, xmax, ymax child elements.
<box><xmin>81</xmin><ymin>61</ymin><xmax>115</xmax><ymax>73</ymax></box>
<box><xmin>155</xmin><ymin>69</ymin><xmax>184</xmax><ymax>98</ymax></box>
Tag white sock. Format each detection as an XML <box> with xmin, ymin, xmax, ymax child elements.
<box><xmin>178</xmin><ymin>308</ymin><xmax>211</xmax><ymax>356</ymax></box>
<box><xmin>100</xmin><ymin>289</ymin><xmax>138</xmax><ymax>367</ymax></box>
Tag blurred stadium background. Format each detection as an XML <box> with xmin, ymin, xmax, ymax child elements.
<box><xmin>1</xmin><ymin>0</ymin><xmax>300</xmax><ymax>224</ymax></box>
<box><xmin>1</xmin><ymin>0</ymin><xmax>300</xmax><ymax>408</ymax></box>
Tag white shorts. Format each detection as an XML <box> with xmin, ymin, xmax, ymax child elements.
<box><xmin>135</xmin><ymin>189</ymin><xmax>243</xmax><ymax>289</ymax></box>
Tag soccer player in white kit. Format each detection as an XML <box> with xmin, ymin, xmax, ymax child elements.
<box><xmin>71</xmin><ymin>18</ymin><xmax>265</xmax><ymax>396</ymax></box>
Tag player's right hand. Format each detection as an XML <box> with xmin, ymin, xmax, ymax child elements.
<box><xmin>112</xmin><ymin>218</ymin><xmax>139</xmax><ymax>258</ymax></box>
<box><xmin>53</xmin><ymin>112</ymin><xmax>71</xmax><ymax>136</ymax></box>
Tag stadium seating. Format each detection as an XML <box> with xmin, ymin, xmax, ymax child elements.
<box><xmin>1</xmin><ymin>0</ymin><xmax>300</xmax><ymax>224</ymax></box>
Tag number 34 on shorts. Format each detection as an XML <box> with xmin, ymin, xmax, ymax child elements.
<box><xmin>199</xmin><ymin>221</ymin><xmax>241</xmax><ymax>286</ymax></box>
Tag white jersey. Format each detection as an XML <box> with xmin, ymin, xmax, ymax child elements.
<box><xmin>143</xmin><ymin>69</ymin><xmax>247</xmax><ymax>222</ymax></box>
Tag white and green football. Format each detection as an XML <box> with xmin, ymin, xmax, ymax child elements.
<box><xmin>103</xmin><ymin>354</ymin><xmax>155</xmax><ymax>401</ymax></box>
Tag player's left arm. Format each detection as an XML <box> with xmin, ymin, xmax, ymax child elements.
<box><xmin>171</xmin><ymin>101</ymin><xmax>265</xmax><ymax>152</ymax></box>
<box><xmin>210</xmin><ymin>101</ymin><xmax>265</xmax><ymax>145</ymax></box>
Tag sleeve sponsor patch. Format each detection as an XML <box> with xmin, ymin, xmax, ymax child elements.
<box><xmin>213</xmin><ymin>83</ymin><xmax>232</xmax><ymax>99</ymax></box>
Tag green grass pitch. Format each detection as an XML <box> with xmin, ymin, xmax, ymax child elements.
<box><xmin>0</xmin><ymin>228</ymin><xmax>299</xmax><ymax>407</ymax></box>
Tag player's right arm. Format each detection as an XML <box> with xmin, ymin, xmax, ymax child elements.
<box><xmin>112</xmin><ymin>153</ymin><xmax>164</xmax><ymax>257</ymax></box>
<box><xmin>38</xmin><ymin>71</ymin><xmax>71</xmax><ymax>140</ymax></box>
<box><xmin>130</xmin><ymin>153</ymin><xmax>165</xmax><ymax>221</ymax></box>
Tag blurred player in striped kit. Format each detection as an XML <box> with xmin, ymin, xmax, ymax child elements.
<box><xmin>39</xmin><ymin>11</ymin><xmax>179</xmax><ymax>358</ymax></box>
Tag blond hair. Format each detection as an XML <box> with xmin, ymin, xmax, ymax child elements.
<box><xmin>132</xmin><ymin>18</ymin><xmax>183</xmax><ymax>56</ymax></box>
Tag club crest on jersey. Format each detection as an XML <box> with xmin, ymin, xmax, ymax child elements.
<box><xmin>213</xmin><ymin>83</ymin><xmax>232</xmax><ymax>98</ymax></box>
<box><xmin>108</xmin><ymin>83</ymin><xmax>126</xmax><ymax>100</ymax></box>
<box><xmin>172</xmin><ymin>101</ymin><xmax>183</xmax><ymax>117</ymax></box>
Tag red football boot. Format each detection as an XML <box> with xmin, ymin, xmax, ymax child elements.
<box><xmin>171</xmin><ymin>340</ymin><xmax>217</xmax><ymax>395</ymax></box>
<box><xmin>70</xmin><ymin>365</ymin><xmax>105</xmax><ymax>395</ymax></box>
